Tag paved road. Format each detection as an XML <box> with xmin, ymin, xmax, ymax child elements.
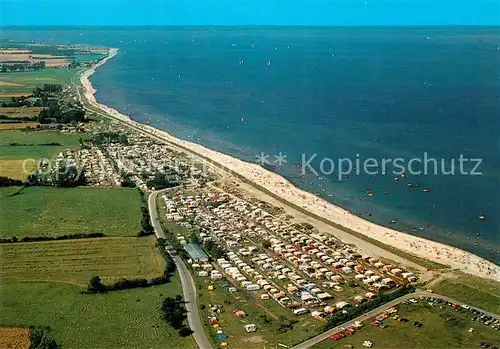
<box><xmin>149</xmin><ymin>189</ymin><xmax>213</xmax><ymax>349</ymax></box>
<box><xmin>292</xmin><ymin>291</ymin><xmax>499</xmax><ymax>349</ymax></box>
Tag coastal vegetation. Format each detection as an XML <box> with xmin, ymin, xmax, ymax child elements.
<box><xmin>433</xmin><ymin>274</ymin><xmax>500</xmax><ymax>314</ymax></box>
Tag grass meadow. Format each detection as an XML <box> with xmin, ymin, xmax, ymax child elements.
<box><xmin>0</xmin><ymin>235</ymin><xmax>195</xmax><ymax>348</ymax></box>
<box><xmin>0</xmin><ymin>68</ymin><xmax>79</xmax><ymax>97</ymax></box>
<box><xmin>0</xmin><ymin>277</ymin><xmax>196</xmax><ymax>349</ymax></box>
<box><xmin>433</xmin><ymin>274</ymin><xmax>500</xmax><ymax>315</ymax></box>
<box><xmin>312</xmin><ymin>302</ymin><xmax>500</xmax><ymax>349</ymax></box>
<box><xmin>0</xmin><ymin>187</ymin><xmax>143</xmax><ymax>238</ymax></box>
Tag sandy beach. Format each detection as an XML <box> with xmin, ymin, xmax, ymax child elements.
<box><xmin>80</xmin><ymin>48</ymin><xmax>500</xmax><ymax>281</ymax></box>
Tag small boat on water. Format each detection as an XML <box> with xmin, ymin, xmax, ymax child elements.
<box><xmin>384</xmin><ymin>190</ymin><xmax>389</xmax><ymax>194</ymax></box>
<box><xmin>479</xmin><ymin>215</ymin><xmax>486</xmax><ymax>220</ymax></box>
<box><xmin>423</xmin><ymin>188</ymin><xmax>431</xmax><ymax>193</ymax></box>
<box><xmin>267</xmin><ymin>60</ymin><xmax>272</xmax><ymax>67</ymax></box>
<box><xmin>365</xmin><ymin>213</ymin><xmax>372</xmax><ymax>217</ymax></box>
<box><xmin>390</xmin><ymin>219</ymin><xmax>397</xmax><ymax>224</ymax></box>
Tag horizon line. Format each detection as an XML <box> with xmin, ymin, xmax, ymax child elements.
<box><xmin>1</xmin><ymin>24</ymin><xmax>500</xmax><ymax>28</ymax></box>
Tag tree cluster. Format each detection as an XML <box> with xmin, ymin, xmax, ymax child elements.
<box><xmin>137</xmin><ymin>190</ymin><xmax>155</xmax><ymax>237</ymax></box>
<box><xmin>1</xmin><ymin>61</ymin><xmax>45</xmax><ymax>72</ymax></box>
<box><xmin>161</xmin><ymin>296</ymin><xmax>193</xmax><ymax>337</ymax></box>
<box><xmin>120</xmin><ymin>174</ymin><xmax>136</xmax><ymax>188</ymax></box>
<box><xmin>28</xmin><ymin>164</ymin><xmax>87</xmax><ymax>188</ymax></box>
<box><xmin>203</xmin><ymin>239</ymin><xmax>225</xmax><ymax>260</ymax></box>
<box><xmin>29</xmin><ymin>326</ymin><xmax>59</xmax><ymax>349</ymax></box>
<box><xmin>0</xmin><ymin>232</ymin><xmax>105</xmax><ymax>244</ymax></box>
<box><xmin>146</xmin><ymin>171</ymin><xmax>179</xmax><ymax>190</ymax></box>
<box><xmin>1</xmin><ymin>95</ymin><xmax>34</xmax><ymax>108</ymax></box>
<box><xmin>0</xmin><ymin>176</ymin><xmax>24</xmax><ymax>187</ymax></box>
<box><xmin>33</xmin><ymin>84</ymin><xmax>63</xmax><ymax>95</ymax></box>
<box><xmin>38</xmin><ymin>104</ymin><xmax>86</xmax><ymax>124</ymax></box>
<box><xmin>161</xmin><ymin>228</ymin><xmax>189</xmax><ymax>259</ymax></box>
<box><xmin>89</xmin><ymin>131</ymin><xmax>129</xmax><ymax>146</ymax></box>
<box><xmin>0</xmin><ymin>114</ymin><xmax>37</xmax><ymax>122</ymax></box>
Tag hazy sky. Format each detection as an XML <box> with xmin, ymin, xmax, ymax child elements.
<box><xmin>1</xmin><ymin>0</ymin><xmax>499</xmax><ymax>26</ymax></box>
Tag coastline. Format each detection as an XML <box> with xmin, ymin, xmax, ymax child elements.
<box><xmin>80</xmin><ymin>48</ymin><xmax>500</xmax><ymax>281</ymax></box>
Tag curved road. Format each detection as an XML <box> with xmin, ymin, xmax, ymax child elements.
<box><xmin>292</xmin><ymin>291</ymin><xmax>499</xmax><ymax>349</ymax></box>
<box><xmin>149</xmin><ymin>189</ymin><xmax>213</xmax><ymax>349</ymax></box>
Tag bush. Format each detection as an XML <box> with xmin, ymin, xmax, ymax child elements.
<box><xmin>29</xmin><ymin>326</ymin><xmax>59</xmax><ymax>349</ymax></box>
<box><xmin>0</xmin><ymin>176</ymin><xmax>25</xmax><ymax>187</ymax></box>
<box><xmin>161</xmin><ymin>296</ymin><xmax>188</xmax><ymax>330</ymax></box>
<box><xmin>0</xmin><ymin>232</ymin><xmax>106</xmax><ymax>244</ymax></box>
<box><xmin>178</xmin><ymin>326</ymin><xmax>194</xmax><ymax>337</ymax></box>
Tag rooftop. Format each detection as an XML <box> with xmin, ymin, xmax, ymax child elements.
<box><xmin>185</xmin><ymin>243</ymin><xmax>209</xmax><ymax>260</ymax></box>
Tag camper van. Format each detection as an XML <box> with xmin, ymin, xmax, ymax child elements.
<box><xmin>293</xmin><ymin>308</ymin><xmax>309</xmax><ymax>316</ymax></box>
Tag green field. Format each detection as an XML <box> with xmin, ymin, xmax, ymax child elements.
<box><xmin>0</xmin><ymin>129</ymin><xmax>81</xmax><ymax>158</ymax></box>
<box><xmin>0</xmin><ymin>68</ymin><xmax>79</xmax><ymax>96</ymax></box>
<box><xmin>433</xmin><ymin>275</ymin><xmax>500</xmax><ymax>314</ymax></box>
<box><xmin>0</xmin><ymin>187</ymin><xmax>142</xmax><ymax>238</ymax></box>
<box><xmin>0</xmin><ymin>129</ymin><xmax>82</xmax><ymax>179</ymax></box>
<box><xmin>0</xmin><ymin>236</ymin><xmax>164</xmax><ymax>286</ymax></box>
<box><xmin>312</xmin><ymin>302</ymin><xmax>499</xmax><ymax>349</ymax></box>
<box><xmin>0</xmin><ymin>278</ymin><xmax>196</xmax><ymax>349</ymax></box>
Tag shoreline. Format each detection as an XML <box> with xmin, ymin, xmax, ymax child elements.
<box><xmin>79</xmin><ymin>48</ymin><xmax>500</xmax><ymax>281</ymax></box>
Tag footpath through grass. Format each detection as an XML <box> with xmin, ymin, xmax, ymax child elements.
<box><xmin>312</xmin><ymin>302</ymin><xmax>500</xmax><ymax>349</ymax></box>
<box><xmin>0</xmin><ymin>276</ymin><xmax>196</xmax><ymax>349</ymax></box>
<box><xmin>0</xmin><ymin>187</ymin><xmax>142</xmax><ymax>238</ymax></box>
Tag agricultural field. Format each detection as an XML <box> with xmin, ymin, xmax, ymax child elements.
<box><xmin>0</xmin><ymin>68</ymin><xmax>78</xmax><ymax>97</ymax></box>
<box><xmin>195</xmin><ymin>276</ymin><xmax>324</xmax><ymax>349</ymax></box>
<box><xmin>0</xmin><ymin>187</ymin><xmax>142</xmax><ymax>238</ymax></box>
<box><xmin>0</xmin><ymin>107</ymin><xmax>43</xmax><ymax>118</ymax></box>
<box><xmin>433</xmin><ymin>274</ymin><xmax>500</xmax><ymax>315</ymax></box>
<box><xmin>0</xmin><ymin>236</ymin><xmax>164</xmax><ymax>286</ymax></box>
<box><xmin>0</xmin><ymin>276</ymin><xmax>196</xmax><ymax>349</ymax></box>
<box><xmin>0</xmin><ymin>328</ymin><xmax>30</xmax><ymax>349</ymax></box>
<box><xmin>312</xmin><ymin>302</ymin><xmax>500</xmax><ymax>349</ymax></box>
<box><xmin>0</xmin><ymin>129</ymin><xmax>82</xmax><ymax>179</ymax></box>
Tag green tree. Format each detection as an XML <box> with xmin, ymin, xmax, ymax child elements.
<box><xmin>87</xmin><ymin>276</ymin><xmax>106</xmax><ymax>293</ymax></box>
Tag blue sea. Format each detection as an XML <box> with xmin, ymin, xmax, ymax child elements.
<box><xmin>2</xmin><ymin>27</ymin><xmax>499</xmax><ymax>263</ymax></box>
